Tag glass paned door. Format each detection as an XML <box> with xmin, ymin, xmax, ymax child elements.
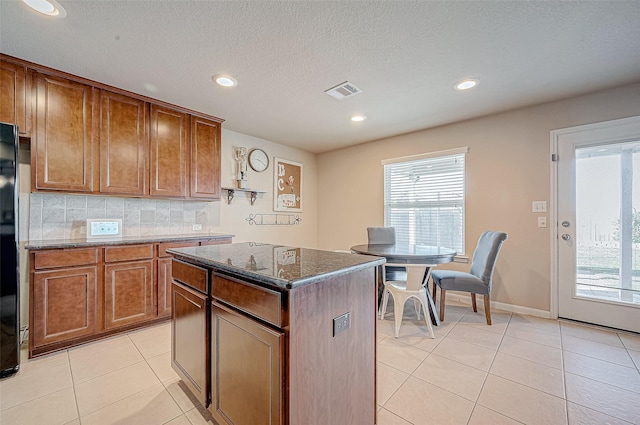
<box><xmin>576</xmin><ymin>143</ymin><xmax>640</xmax><ymax>306</ymax></box>
<box><xmin>555</xmin><ymin>116</ymin><xmax>640</xmax><ymax>333</ymax></box>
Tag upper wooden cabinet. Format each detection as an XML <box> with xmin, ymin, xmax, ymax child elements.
<box><xmin>150</xmin><ymin>105</ymin><xmax>189</xmax><ymax>198</ymax></box>
<box><xmin>0</xmin><ymin>59</ymin><xmax>30</xmax><ymax>136</ymax></box>
<box><xmin>190</xmin><ymin>116</ymin><xmax>221</xmax><ymax>200</ymax></box>
<box><xmin>32</xmin><ymin>72</ymin><xmax>98</xmax><ymax>192</ymax></box>
<box><xmin>4</xmin><ymin>54</ymin><xmax>223</xmax><ymax>199</ymax></box>
<box><xmin>100</xmin><ymin>90</ymin><xmax>148</xmax><ymax>196</ymax></box>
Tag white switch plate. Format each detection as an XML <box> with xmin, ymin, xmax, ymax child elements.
<box><xmin>532</xmin><ymin>201</ymin><xmax>547</xmax><ymax>213</ymax></box>
<box><xmin>192</xmin><ymin>224</ymin><xmax>202</xmax><ymax>231</ymax></box>
<box><xmin>538</xmin><ymin>217</ymin><xmax>547</xmax><ymax>228</ymax></box>
<box><xmin>86</xmin><ymin>219</ymin><xmax>122</xmax><ymax>239</ymax></box>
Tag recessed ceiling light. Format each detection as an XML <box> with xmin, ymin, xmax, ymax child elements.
<box><xmin>350</xmin><ymin>114</ymin><xmax>366</xmax><ymax>122</ymax></box>
<box><xmin>213</xmin><ymin>74</ymin><xmax>237</xmax><ymax>87</ymax></box>
<box><xmin>454</xmin><ymin>79</ymin><xmax>479</xmax><ymax>91</ymax></box>
<box><xmin>21</xmin><ymin>0</ymin><xmax>67</xmax><ymax>17</ymax></box>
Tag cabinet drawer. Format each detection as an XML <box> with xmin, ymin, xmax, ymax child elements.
<box><xmin>172</xmin><ymin>259</ymin><xmax>208</xmax><ymax>294</ymax></box>
<box><xmin>212</xmin><ymin>274</ymin><xmax>283</xmax><ymax>328</ymax></box>
<box><xmin>158</xmin><ymin>241</ymin><xmax>199</xmax><ymax>257</ymax></box>
<box><xmin>34</xmin><ymin>248</ymin><xmax>98</xmax><ymax>269</ymax></box>
<box><xmin>104</xmin><ymin>244</ymin><xmax>153</xmax><ymax>262</ymax></box>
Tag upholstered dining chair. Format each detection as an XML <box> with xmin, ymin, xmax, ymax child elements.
<box><xmin>367</xmin><ymin>227</ymin><xmax>406</xmax><ymax>282</ymax></box>
<box><xmin>367</xmin><ymin>226</ymin><xmax>396</xmax><ymax>244</ymax></box>
<box><xmin>379</xmin><ymin>264</ymin><xmax>435</xmax><ymax>339</ymax></box>
<box><xmin>430</xmin><ymin>231</ymin><xmax>507</xmax><ymax>325</ymax></box>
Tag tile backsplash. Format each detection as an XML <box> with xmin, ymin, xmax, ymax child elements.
<box><xmin>29</xmin><ymin>193</ymin><xmax>220</xmax><ymax>240</ymax></box>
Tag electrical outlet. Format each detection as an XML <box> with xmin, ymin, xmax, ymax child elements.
<box><xmin>538</xmin><ymin>217</ymin><xmax>547</xmax><ymax>228</ymax></box>
<box><xmin>192</xmin><ymin>224</ymin><xmax>202</xmax><ymax>231</ymax></box>
<box><xmin>333</xmin><ymin>312</ymin><xmax>351</xmax><ymax>337</ymax></box>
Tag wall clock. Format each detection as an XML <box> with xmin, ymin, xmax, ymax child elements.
<box><xmin>248</xmin><ymin>148</ymin><xmax>269</xmax><ymax>172</ymax></box>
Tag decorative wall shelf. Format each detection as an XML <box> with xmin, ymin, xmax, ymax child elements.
<box><xmin>221</xmin><ymin>187</ymin><xmax>267</xmax><ymax>205</ymax></box>
<box><xmin>246</xmin><ymin>214</ymin><xmax>301</xmax><ymax>226</ymax></box>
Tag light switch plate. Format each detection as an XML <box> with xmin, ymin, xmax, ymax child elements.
<box><xmin>86</xmin><ymin>219</ymin><xmax>123</xmax><ymax>239</ymax></box>
<box><xmin>532</xmin><ymin>201</ymin><xmax>547</xmax><ymax>213</ymax></box>
<box><xmin>538</xmin><ymin>217</ymin><xmax>547</xmax><ymax>228</ymax></box>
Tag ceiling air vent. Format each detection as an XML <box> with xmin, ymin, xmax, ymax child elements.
<box><xmin>324</xmin><ymin>81</ymin><xmax>362</xmax><ymax>100</ymax></box>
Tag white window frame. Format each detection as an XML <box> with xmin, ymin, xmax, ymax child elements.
<box><xmin>382</xmin><ymin>147</ymin><xmax>468</xmax><ymax>255</ymax></box>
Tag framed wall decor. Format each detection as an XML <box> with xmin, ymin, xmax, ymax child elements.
<box><xmin>274</xmin><ymin>157</ymin><xmax>303</xmax><ymax>212</ymax></box>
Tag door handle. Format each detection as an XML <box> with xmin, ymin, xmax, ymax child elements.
<box><xmin>562</xmin><ymin>234</ymin><xmax>571</xmax><ymax>241</ymax></box>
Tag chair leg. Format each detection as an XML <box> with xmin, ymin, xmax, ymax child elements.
<box><xmin>393</xmin><ymin>297</ymin><xmax>407</xmax><ymax>338</ymax></box>
<box><xmin>439</xmin><ymin>289</ymin><xmax>446</xmax><ymax>322</ymax></box>
<box><xmin>418</xmin><ymin>293</ymin><xmax>435</xmax><ymax>339</ymax></box>
<box><xmin>380</xmin><ymin>288</ymin><xmax>390</xmax><ymax>320</ymax></box>
<box><xmin>484</xmin><ymin>295</ymin><xmax>492</xmax><ymax>325</ymax></box>
<box><xmin>414</xmin><ymin>299</ymin><xmax>422</xmax><ymax>320</ymax></box>
<box><xmin>471</xmin><ymin>293</ymin><xmax>477</xmax><ymax>312</ymax></box>
<box><xmin>432</xmin><ymin>280</ymin><xmax>437</xmax><ymax>300</ymax></box>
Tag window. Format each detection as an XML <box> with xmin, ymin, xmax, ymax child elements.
<box><xmin>383</xmin><ymin>147</ymin><xmax>467</xmax><ymax>254</ymax></box>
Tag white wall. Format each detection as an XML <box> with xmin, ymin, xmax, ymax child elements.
<box><xmin>316</xmin><ymin>83</ymin><xmax>640</xmax><ymax>313</ymax></box>
<box><xmin>212</xmin><ymin>129</ymin><xmax>318</xmax><ymax>248</ymax></box>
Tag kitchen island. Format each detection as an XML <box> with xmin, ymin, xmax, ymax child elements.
<box><xmin>167</xmin><ymin>242</ymin><xmax>384</xmax><ymax>425</ymax></box>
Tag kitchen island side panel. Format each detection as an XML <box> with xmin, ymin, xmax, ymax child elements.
<box><xmin>287</xmin><ymin>267</ymin><xmax>376</xmax><ymax>425</ymax></box>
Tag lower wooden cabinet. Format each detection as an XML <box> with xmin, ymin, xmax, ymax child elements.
<box><xmin>210</xmin><ymin>302</ymin><xmax>284</xmax><ymax>425</ymax></box>
<box><xmin>104</xmin><ymin>260</ymin><xmax>154</xmax><ymax>329</ymax></box>
<box><xmin>28</xmin><ymin>237</ymin><xmax>232</xmax><ymax>357</ymax></box>
<box><xmin>32</xmin><ymin>266</ymin><xmax>98</xmax><ymax>347</ymax></box>
<box><xmin>157</xmin><ymin>257</ymin><xmax>173</xmax><ymax>317</ymax></box>
<box><xmin>171</xmin><ymin>281</ymin><xmax>209</xmax><ymax>405</ymax></box>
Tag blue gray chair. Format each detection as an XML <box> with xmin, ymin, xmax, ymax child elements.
<box><xmin>431</xmin><ymin>231</ymin><xmax>507</xmax><ymax>325</ymax></box>
<box><xmin>367</xmin><ymin>227</ymin><xmax>406</xmax><ymax>281</ymax></box>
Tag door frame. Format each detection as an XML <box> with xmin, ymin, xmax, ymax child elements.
<box><xmin>550</xmin><ymin>116</ymin><xmax>640</xmax><ymax>322</ymax></box>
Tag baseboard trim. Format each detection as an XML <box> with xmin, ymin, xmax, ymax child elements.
<box><xmin>445</xmin><ymin>293</ymin><xmax>552</xmax><ymax>319</ymax></box>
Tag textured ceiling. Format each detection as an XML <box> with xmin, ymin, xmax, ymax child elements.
<box><xmin>1</xmin><ymin>1</ymin><xmax>639</xmax><ymax>153</ymax></box>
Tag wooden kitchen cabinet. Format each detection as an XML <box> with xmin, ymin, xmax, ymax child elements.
<box><xmin>157</xmin><ymin>241</ymin><xmax>198</xmax><ymax>318</ymax></box>
<box><xmin>157</xmin><ymin>238</ymin><xmax>231</xmax><ymax>318</ymax></box>
<box><xmin>30</xmin><ymin>248</ymin><xmax>100</xmax><ymax>350</ymax></box>
<box><xmin>210</xmin><ymin>301</ymin><xmax>284</xmax><ymax>425</ymax></box>
<box><xmin>32</xmin><ymin>72</ymin><xmax>98</xmax><ymax>192</ymax></box>
<box><xmin>104</xmin><ymin>245</ymin><xmax>155</xmax><ymax>329</ymax></box>
<box><xmin>0</xmin><ymin>59</ymin><xmax>30</xmax><ymax>136</ymax></box>
<box><xmin>100</xmin><ymin>90</ymin><xmax>148</xmax><ymax>196</ymax></box>
<box><xmin>190</xmin><ymin>115</ymin><xmax>221</xmax><ymax>200</ymax></box>
<box><xmin>150</xmin><ymin>105</ymin><xmax>188</xmax><ymax>198</ymax></box>
<box><xmin>28</xmin><ymin>237</ymin><xmax>232</xmax><ymax>358</ymax></box>
<box><xmin>172</xmin><ymin>279</ymin><xmax>209</xmax><ymax>406</ymax></box>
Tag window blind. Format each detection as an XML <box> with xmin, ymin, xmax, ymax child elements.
<box><xmin>383</xmin><ymin>151</ymin><xmax>466</xmax><ymax>254</ymax></box>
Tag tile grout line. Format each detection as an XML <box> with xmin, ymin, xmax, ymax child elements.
<box><xmin>67</xmin><ymin>349</ymin><xmax>84</xmax><ymax>425</ymax></box>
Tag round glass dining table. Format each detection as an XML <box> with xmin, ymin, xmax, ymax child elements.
<box><xmin>350</xmin><ymin>244</ymin><xmax>457</xmax><ymax>326</ymax></box>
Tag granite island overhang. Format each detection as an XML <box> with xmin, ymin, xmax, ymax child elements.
<box><xmin>167</xmin><ymin>242</ymin><xmax>385</xmax><ymax>425</ymax></box>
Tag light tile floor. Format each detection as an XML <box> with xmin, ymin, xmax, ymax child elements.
<box><xmin>1</xmin><ymin>300</ymin><xmax>639</xmax><ymax>425</ymax></box>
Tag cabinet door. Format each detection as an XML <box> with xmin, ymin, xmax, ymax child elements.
<box><xmin>190</xmin><ymin>116</ymin><xmax>221</xmax><ymax>200</ymax></box>
<box><xmin>0</xmin><ymin>59</ymin><xmax>29</xmax><ymax>136</ymax></box>
<box><xmin>33</xmin><ymin>73</ymin><xmax>98</xmax><ymax>192</ymax></box>
<box><xmin>100</xmin><ymin>90</ymin><xmax>148</xmax><ymax>196</ymax></box>
<box><xmin>157</xmin><ymin>257</ymin><xmax>173</xmax><ymax>317</ymax></box>
<box><xmin>33</xmin><ymin>266</ymin><xmax>98</xmax><ymax>347</ymax></box>
<box><xmin>104</xmin><ymin>260</ymin><xmax>154</xmax><ymax>329</ymax></box>
<box><xmin>210</xmin><ymin>301</ymin><xmax>284</xmax><ymax>425</ymax></box>
<box><xmin>150</xmin><ymin>105</ymin><xmax>188</xmax><ymax>198</ymax></box>
<box><xmin>172</xmin><ymin>281</ymin><xmax>209</xmax><ymax>405</ymax></box>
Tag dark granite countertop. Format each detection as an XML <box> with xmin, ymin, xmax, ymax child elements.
<box><xmin>168</xmin><ymin>242</ymin><xmax>386</xmax><ymax>290</ymax></box>
<box><xmin>25</xmin><ymin>233</ymin><xmax>234</xmax><ymax>250</ymax></box>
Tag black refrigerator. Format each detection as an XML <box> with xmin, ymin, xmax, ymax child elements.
<box><xmin>0</xmin><ymin>122</ymin><xmax>20</xmax><ymax>377</ymax></box>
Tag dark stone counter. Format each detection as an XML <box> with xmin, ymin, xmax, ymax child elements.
<box><xmin>25</xmin><ymin>233</ymin><xmax>234</xmax><ymax>250</ymax></box>
<box><xmin>168</xmin><ymin>242</ymin><xmax>385</xmax><ymax>290</ymax></box>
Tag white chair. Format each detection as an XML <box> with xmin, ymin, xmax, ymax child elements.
<box><xmin>379</xmin><ymin>263</ymin><xmax>435</xmax><ymax>339</ymax></box>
